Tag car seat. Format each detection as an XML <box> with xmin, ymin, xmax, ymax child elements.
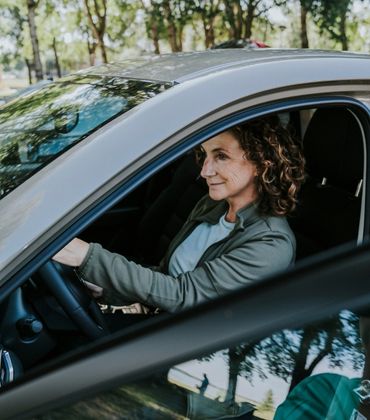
<box><xmin>135</xmin><ymin>153</ymin><xmax>207</xmax><ymax>265</ymax></box>
<box><xmin>289</xmin><ymin>107</ymin><xmax>364</xmax><ymax>260</ymax></box>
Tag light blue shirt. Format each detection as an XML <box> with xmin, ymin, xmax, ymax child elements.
<box><xmin>168</xmin><ymin>213</ymin><xmax>235</xmax><ymax>277</ymax></box>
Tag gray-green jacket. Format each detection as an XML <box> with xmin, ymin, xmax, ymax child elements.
<box><xmin>78</xmin><ymin>195</ymin><xmax>295</xmax><ymax>312</ymax></box>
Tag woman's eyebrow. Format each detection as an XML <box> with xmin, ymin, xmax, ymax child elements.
<box><xmin>210</xmin><ymin>147</ymin><xmax>229</xmax><ymax>153</ymax></box>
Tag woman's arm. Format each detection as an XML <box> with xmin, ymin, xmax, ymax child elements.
<box><xmin>76</xmin><ymin>230</ymin><xmax>294</xmax><ymax>312</ymax></box>
<box><xmin>53</xmin><ymin>238</ymin><xmax>89</xmax><ymax>267</ymax></box>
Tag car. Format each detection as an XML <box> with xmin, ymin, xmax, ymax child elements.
<box><xmin>0</xmin><ymin>79</ymin><xmax>52</xmax><ymax>107</ymax></box>
<box><xmin>212</xmin><ymin>38</ymin><xmax>269</xmax><ymax>48</ymax></box>
<box><xmin>0</xmin><ymin>48</ymin><xmax>370</xmax><ymax>419</ymax></box>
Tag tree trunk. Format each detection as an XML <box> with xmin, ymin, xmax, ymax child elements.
<box><xmin>88</xmin><ymin>43</ymin><xmax>97</xmax><ymax>66</ymax></box>
<box><xmin>83</xmin><ymin>0</ymin><xmax>108</xmax><ymax>63</ymax></box>
<box><xmin>85</xmin><ymin>28</ymin><xmax>98</xmax><ymax>66</ymax></box>
<box><xmin>202</xmin><ymin>13</ymin><xmax>215</xmax><ymax>48</ymax></box>
<box><xmin>163</xmin><ymin>1</ymin><xmax>180</xmax><ymax>52</ymax></box>
<box><xmin>151</xmin><ymin>22</ymin><xmax>160</xmax><ymax>54</ymax></box>
<box><xmin>177</xmin><ymin>25</ymin><xmax>183</xmax><ymax>52</ymax></box>
<box><xmin>339</xmin><ymin>11</ymin><xmax>348</xmax><ymax>50</ymax></box>
<box><xmin>300</xmin><ymin>1</ymin><xmax>309</xmax><ymax>48</ymax></box>
<box><xmin>25</xmin><ymin>58</ymin><xmax>33</xmax><ymax>85</ymax></box>
<box><xmin>235</xmin><ymin>1</ymin><xmax>243</xmax><ymax>39</ymax></box>
<box><xmin>289</xmin><ymin>326</ymin><xmax>334</xmax><ymax>392</ymax></box>
<box><xmin>204</xmin><ymin>23</ymin><xmax>215</xmax><ymax>48</ymax></box>
<box><xmin>98</xmin><ymin>36</ymin><xmax>108</xmax><ymax>63</ymax></box>
<box><xmin>52</xmin><ymin>37</ymin><xmax>61</xmax><ymax>78</ymax></box>
<box><xmin>244</xmin><ymin>2</ymin><xmax>255</xmax><ymax>40</ymax></box>
<box><xmin>289</xmin><ymin>328</ymin><xmax>314</xmax><ymax>392</ymax></box>
<box><xmin>225</xmin><ymin>348</ymin><xmax>243</xmax><ymax>402</ymax></box>
<box><xmin>168</xmin><ymin>22</ymin><xmax>179</xmax><ymax>52</ymax></box>
<box><xmin>27</xmin><ymin>0</ymin><xmax>43</xmax><ymax>81</ymax></box>
<box><xmin>224</xmin><ymin>0</ymin><xmax>237</xmax><ymax>39</ymax></box>
<box><xmin>142</xmin><ymin>1</ymin><xmax>161</xmax><ymax>54</ymax></box>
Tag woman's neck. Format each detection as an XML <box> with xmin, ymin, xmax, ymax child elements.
<box><xmin>226</xmin><ymin>192</ymin><xmax>258</xmax><ymax>222</ymax></box>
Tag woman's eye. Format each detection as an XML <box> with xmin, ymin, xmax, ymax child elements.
<box><xmin>216</xmin><ymin>152</ymin><xmax>227</xmax><ymax>160</ymax></box>
<box><xmin>195</xmin><ymin>150</ymin><xmax>206</xmax><ymax>166</ymax></box>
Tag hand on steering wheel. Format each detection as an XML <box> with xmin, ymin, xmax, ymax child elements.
<box><xmin>38</xmin><ymin>261</ymin><xmax>109</xmax><ymax>340</ymax></box>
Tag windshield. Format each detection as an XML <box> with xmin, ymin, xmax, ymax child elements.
<box><xmin>0</xmin><ymin>76</ymin><xmax>170</xmax><ymax>200</ymax></box>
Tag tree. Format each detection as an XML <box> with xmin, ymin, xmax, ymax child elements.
<box><xmin>200</xmin><ymin>311</ymin><xmax>363</xmax><ymax>405</ymax></box>
<box><xmin>27</xmin><ymin>0</ymin><xmax>43</xmax><ymax>80</ymax></box>
<box><xmin>192</xmin><ymin>0</ymin><xmax>222</xmax><ymax>48</ymax></box>
<box><xmin>280</xmin><ymin>0</ymin><xmax>312</xmax><ymax>47</ymax></box>
<box><xmin>0</xmin><ymin>0</ymin><xmax>46</xmax><ymax>82</ymax></box>
<box><xmin>52</xmin><ymin>37</ymin><xmax>61</xmax><ymax>78</ymax></box>
<box><xmin>141</xmin><ymin>0</ymin><xmax>195</xmax><ymax>53</ymax></box>
<box><xmin>262</xmin><ymin>311</ymin><xmax>364</xmax><ymax>392</ymax></box>
<box><xmin>162</xmin><ymin>0</ymin><xmax>193</xmax><ymax>52</ymax></box>
<box><xmin>311</xmin><ymin>0</ymin><xmax>359</xmax><ymax>50</ymax></box>
<box><xmin>141</xmin><ymin>0</ymin><xmax>165</xmax><ymax>54</ymax></box>
<box><xmin>0</xmin><ymin>2</ymin><xmax>27</xmax><ymax>69</ymax></box>
<box><xmin>258</xmin><ymin>389</ymin><xmax>274</xmax><ymax>412</ymax></box>
<box><xmin>83</xmin><ymin>0</ymin><xmax>108</xmax><ymax>63</ymax></box>
<box><xmin>299</xmin><ymin>0</ymin><xmax>312</xmax><ymax>47</ymax></box>
<box><xmin>202</xmin><ymin>341</ymin><xmax>265</xmax><ymax>403</ymax></box>
<box><xmin>222</xmin><ymin>0</ymin><xmax>283</xmax><ymax>41</ymax></box>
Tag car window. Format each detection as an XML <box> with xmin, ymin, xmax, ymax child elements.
<box><xmin>0</xmin><ymin>76</ymin><xmax>170</xmax><ymax>200</ymax></box>
<box><xmin>33</xmin><ymin>308</ymin><xmax>367</xmax><ymax>419</ymax></box>
<box><xmin>81</xmin><ymin>105</ymin><xmax>365</xmax><ymax>268</ymax></box>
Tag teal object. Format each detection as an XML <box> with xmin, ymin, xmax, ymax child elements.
<box><xmin>274</xmin><ymin>373</ymin><xmax>361</xmax><ymax>419</ymax></box>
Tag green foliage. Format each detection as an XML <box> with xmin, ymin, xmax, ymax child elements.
<box><xmin>258</xmin><ymin>389</ymin><xmax>274</xmax><ymax>411</ymax></box>
<box><xmin>0</xmin><ymin>0</ymin><xmax>368</xmax><ymax>74</ymax></box>
<box><xmin>0</xmin><ymin>1</ymin><xmax>26</xmax><ymax>60</ymax></box>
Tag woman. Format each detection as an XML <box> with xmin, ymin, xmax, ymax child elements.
<box><xmin>53</xmin><ymin>116</ymin><xmax>305</xmax><ymax>312</ymax></box>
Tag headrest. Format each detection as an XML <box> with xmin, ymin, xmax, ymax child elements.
<box><xmin>303</xmin><ymin>107</ymin><xmax>363</xmax><ymax>195</ymax></box>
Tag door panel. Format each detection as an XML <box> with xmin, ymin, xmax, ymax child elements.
<box><xmin>33</xmin><ymin>309</ymin><xmax>367</xmax><ymax>419</ymax></box>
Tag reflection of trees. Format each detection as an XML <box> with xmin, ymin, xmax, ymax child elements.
<box><xmin>262</xmin><ymin>311</ymin><xmax>364</xmax><ymax>392</ymax></box>
<box><xmin>0</xmin><ymin>77</ymin><xmax>169</xmax><ymax>199</ymax></box>
<box><xmin>258</xmin><ymin>389</ymin><xmax>274</xmax><ymax>412</ymax></box>
<box><xmin>224</xmin><ymin>343</ymin><xmax>265</xmax><ymax>402</ymax></box>
<box><xmin>201</xmin><ymin>311</ymin><xmax>363</xmax><ymax>403</ymax></box>
<box><xmin>201</xmin><ymin>341</ymin><xmax>265</xmax><ymax>402</ymax></box>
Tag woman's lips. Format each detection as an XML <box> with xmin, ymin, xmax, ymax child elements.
<box><xmin>208</xmin><ymin>182</ymin><xmax>224</xmax><ymax>187</ymax></box>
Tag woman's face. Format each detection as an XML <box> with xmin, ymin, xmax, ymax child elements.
<box><xmin>200</xmin><ymin>131</ymin><xmax>258</xmax><ymax>208</ymax></box>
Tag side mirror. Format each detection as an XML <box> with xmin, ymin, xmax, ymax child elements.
<box><xmin>54</xmin><ymin>108</ymin><xmax>79</xmax><ymax>134</ymax></box>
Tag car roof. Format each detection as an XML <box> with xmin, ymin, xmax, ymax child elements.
<box><xmin>78</xmin><ymin>49</ymin><xmax>370</xmax><ymax>84</ymax></box>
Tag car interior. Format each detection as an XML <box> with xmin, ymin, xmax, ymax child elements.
<box><xmin>81</xmin><ymin>105</ymin><xmax>365</xmax><ymax>264</ymax></box>
<box><xmin>0</xmin><ymin>104</ymin><xmax>366</xmax><ymax>396</ymax></box>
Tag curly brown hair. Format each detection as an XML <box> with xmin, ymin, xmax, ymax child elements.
<box><xmin>228</xmin><ymin>115</ymin><xmax>305</xmax><ymax>216</ymax></box>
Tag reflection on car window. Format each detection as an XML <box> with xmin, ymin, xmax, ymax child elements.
<box><xmin>35</xmin><ymin>309</ymin><xmax>368</xmax><ymax>419</ymax></box>
<box><xmin>0</xmin><ymin>76</ymin><xmax>170</xmax><ymax>200</ymax></box>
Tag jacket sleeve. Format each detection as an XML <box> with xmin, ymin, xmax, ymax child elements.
<box><xmin>78</xmin><ymin>230</ymin><xmax>294</xmax><ymax>313</ymax></box>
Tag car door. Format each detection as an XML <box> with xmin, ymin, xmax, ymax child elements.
<box><xmin>2</xmin><ymin>241</ymin><xmax>370</xmax><ymax>419</ymax></box>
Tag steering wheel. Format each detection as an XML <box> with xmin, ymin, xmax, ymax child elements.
<box><xmin>38</xmin><ymin>261</ymin><xmax>109</xmax><ymax>340</ymax></box>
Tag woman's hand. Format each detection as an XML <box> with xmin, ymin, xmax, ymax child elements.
<box><xmin>82</xmin><ymin>280</ymin><xmax>104</xmax><ymax>299</ymax></box>
<box><xmin>52</xmin><ymin>238</ymin><xmax>90</xmax><ymax>267</ymax></box>
<box><xmin>53</xmin><ymin>239</ymin><xmax>104</xmax><ymax>298</ymax></box>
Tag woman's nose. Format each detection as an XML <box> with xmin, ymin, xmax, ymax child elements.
<box><xmin>200</xmin><ymin>158</ymin><xmax>216</xmax><ymax>178</ymax></box>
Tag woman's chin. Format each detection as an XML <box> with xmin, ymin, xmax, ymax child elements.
<box><xmin>208</xmin><ymin>191</ymin><xmax>225</xmax><ymax>201</ymax></box>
